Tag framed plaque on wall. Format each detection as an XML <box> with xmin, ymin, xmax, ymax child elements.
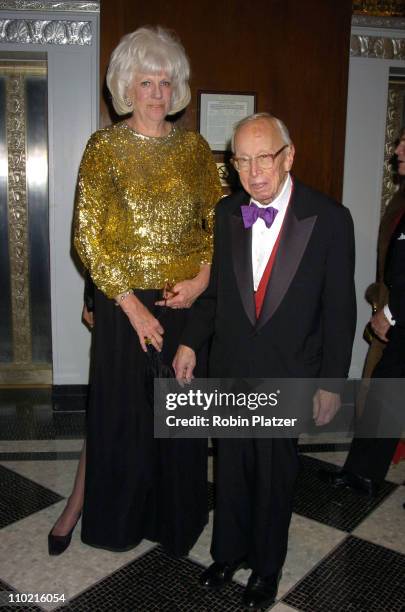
<box><xmin>198</xmin><ymin>91</ymin><xmax>257</xmax><ymax>152</ymax></box>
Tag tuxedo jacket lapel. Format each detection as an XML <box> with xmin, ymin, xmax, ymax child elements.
<box><xmin>256</xmin><ymin>196</ymin><xmax>317</xmax><ymax>331</ymax></box>
<box><xmin>230</xmin><ymin>203</ymin><xmax>256</xmax><ymax>327</ymax></box>
<box><xmin>228</xmin><ymin>185</ymin><xmax>317</xmax><ymax>330</ymax></box>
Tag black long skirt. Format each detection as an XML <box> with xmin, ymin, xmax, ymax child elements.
<box><xmin>81</xmin><ymin>288</ymin><xmax>208</xmax><ymax>556</ymax></box>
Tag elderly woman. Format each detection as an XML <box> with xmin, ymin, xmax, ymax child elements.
<box><xmin>48</xmin><ymin>26</ymin><xmax>222</xmax><ymax>556</ymax></box>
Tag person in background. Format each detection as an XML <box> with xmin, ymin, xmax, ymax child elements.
<box><xmin>320</xmin><ymin>128</ymin><xmax>405</xmax><ymax>494</ymax></box>
<box><xmin>48</xmin><ymin>25</ymin><xmax>222</xmax><ymax>556</ymax></box>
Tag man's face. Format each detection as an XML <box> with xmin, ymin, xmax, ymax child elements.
<box><xmin>395</xmin><ymin>134</ymin><xmax>405</xmax><ymax>176</ymax></box>
<box><xmin>233</xmin><ymin>118</ymin><xmax>295</xmax><ymax>204</ymax></box>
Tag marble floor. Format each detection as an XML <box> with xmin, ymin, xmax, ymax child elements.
<box><xmin>0</xmin><ymin>389</ymin><xmax>404</xmax><ymax>611</ymax></box>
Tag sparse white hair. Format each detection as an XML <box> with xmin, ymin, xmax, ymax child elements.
<box><xmin>106</xmin><ymin>26</ymin><xmax>191</xmax><ymax>116</ymax></box>
<box><xmin>231</xmin><ymin>112</ymin><xmax>292</xmax><ymax>152</ymax></box>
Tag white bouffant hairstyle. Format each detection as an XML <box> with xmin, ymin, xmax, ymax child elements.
<box><xmin>106</xmin><ymin>26</ymin><xmax>191</xmax><ymax>116</ymax></box>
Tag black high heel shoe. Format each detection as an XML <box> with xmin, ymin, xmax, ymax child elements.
<box><xmin>48</xmin><ymin>514</ymin><xmax>81</xmax><ymax>556</ymax></box>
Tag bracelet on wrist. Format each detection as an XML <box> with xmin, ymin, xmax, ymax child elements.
<box><xmin>115</xmin><ymin>289</ymin><xmax>134</xmax><ymax>306</ymax></box>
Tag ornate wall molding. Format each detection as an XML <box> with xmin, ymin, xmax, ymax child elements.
<box><xmin>0</xmin><ymin>18</ymin><xmax>92</xmax><ymax>45</ymax></box>
<box><xmin>0</xmin><ymin>1</ymin><xmax>99</xmax><ymax>11</ymax></box>
<box><xmin>6</xmin><ymin>72</ymin><xmax>32</xmax><ymax>364</ymax></box>
<box><xmin>351</xmin><ymin>34</ymin><xmax>405</xmax><ymax>58</ymax></box>
<box><xmin>352</xmin><ymin>15</ymin><xmax>405</xmax><ymax>29</ymax></box>
<box><xmin>381</xmin><ymin>83</ymin><xmax>404</xmax><ymax>217</ymax></box>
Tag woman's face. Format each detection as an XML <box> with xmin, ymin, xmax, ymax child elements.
<box><xmin>127</xmin><ymin>71</ymin><xmax>172</xmax><ymax>124</ymax></box>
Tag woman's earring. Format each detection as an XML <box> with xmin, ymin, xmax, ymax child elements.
<box><xmin>124</xmin><ymin>97</ymin><xmax>132</xmax><ymax>108</ymax></box>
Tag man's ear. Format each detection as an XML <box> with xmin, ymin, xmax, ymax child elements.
<box><xmin>284</xmin><ymin>143</ymin><xmax>295</xmax><ymax>172</ymax></box>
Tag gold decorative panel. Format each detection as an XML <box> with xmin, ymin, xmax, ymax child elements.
<box><xmin>6</xmin><ymin>70</ymin><xmax>31</xmax><ymax>364</ymax></box>
<box><xmin>0</xmin><ymin>60</ymin><xmax>52</xmax><ymax>385</ymax></box>
<box><xmin>381</xmin><ymin>80</ymin><xmax>405</xmax><ymax>217</ymax></box>
<box><xmin>353</xmin><ymin>1</ymin><xmax>405</xmax><ymax>16</ymax></box>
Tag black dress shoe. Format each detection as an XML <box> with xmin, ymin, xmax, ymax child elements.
<box><xmin>199</xmin><ymin>558</ymin><xmax>247</xmax><ymax>589</ymax></box>
<box><xmin>318</xmin><ymin>468</ymin><xmax>379</xmax><ymax>496</ymax></box>
<box><xmin>242</xmin><ymin>571</ymin><xmax>281</xmax><ymax>609</ymax></box>
<box><xmin>48</xmin><ymin>515</ymin><xmax>80</xmax><ymax>556</ymax></box>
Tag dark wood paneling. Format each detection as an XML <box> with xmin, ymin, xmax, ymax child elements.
<box><xmin>100</xmin><ymin>0</ymin><xmax>352</xmax><ymax>201</ymax></box>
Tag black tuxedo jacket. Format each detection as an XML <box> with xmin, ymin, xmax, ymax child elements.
<box><xmin>385</xmin><ymin>210</ymin><xmax>405</xmax><ymax>329</ymax></box>
<box><xmin>182</xmin><ymin>179</ymin><xmax>356</xmax><ymax>387</ymax></box>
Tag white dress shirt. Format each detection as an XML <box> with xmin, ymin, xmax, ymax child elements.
<box><xmin>251</xmin><ymin>174</ymin><xmax>292</xmax><ymax>291</ymax></box>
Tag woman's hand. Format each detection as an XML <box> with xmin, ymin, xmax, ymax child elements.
<box><xmin>155</xmin><ymin>265</ymin><xmax>210</xmax><ymax>310</ymax></box>
<box><xmin>118</xmin><ymin>293</ymin><xmax>164</xmax><ymax>352</ymax></box>
<box><xmin>82</xmin><ymin>304</ymin><xmax>94</xmax><ymax>329</ymax></box>
<box><xmin>370</xmin><ymin>308</ymin><xmax>390</xmax><ymax>342</ymax></box>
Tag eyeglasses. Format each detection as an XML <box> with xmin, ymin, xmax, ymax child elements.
<box><xmin>232</xmin><ymin>144</ymin><xmax>289</xmax><ymax>172</ymax></box>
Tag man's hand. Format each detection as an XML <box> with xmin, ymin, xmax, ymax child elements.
<box><xmin>173</xmin><ymin>345</ymin><xmax>196</xmax><ymax>384</ymax></box>
<box><xmin>370</xmin><ymin>308</ymin><xmax>390</xmax><ymax>342</ymax></box>
<box><xmin>313</xmin><ymin>388</ymin><xmax>341</xmax><ymax>426</ymax></box>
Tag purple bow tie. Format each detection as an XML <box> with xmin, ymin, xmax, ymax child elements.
<box><xmin>241</xmin><ymin>203</ymin><xmax>278</xmax><ymax>229</ymax></box>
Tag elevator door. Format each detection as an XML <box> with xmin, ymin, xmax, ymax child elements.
<box><xmin>0</xmin><ymin>59</ymin><xmax>52</xmax><ymax>385</ymax></box>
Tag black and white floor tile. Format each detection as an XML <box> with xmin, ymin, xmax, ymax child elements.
<box><xmin>0</xmin><ymin>394</ymin><xmax>404</xmax><ymax>611</ymax></box>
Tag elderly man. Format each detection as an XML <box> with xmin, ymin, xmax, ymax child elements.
<box><xmin>172</xmin><ymin>113</ymin><xmax>356</xmax><ymax>609</ymax></box>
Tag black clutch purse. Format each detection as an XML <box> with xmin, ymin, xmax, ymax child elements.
<box><xmin>145</xmin><ymin>343</ymin><xmax>175</xmax><ymax>405</ymax></box>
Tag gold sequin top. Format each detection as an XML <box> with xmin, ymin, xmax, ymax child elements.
<box><xmin>74</xmin><ymin>122</ymin><xmax>222</xmax><ymax>298</ymax></box>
